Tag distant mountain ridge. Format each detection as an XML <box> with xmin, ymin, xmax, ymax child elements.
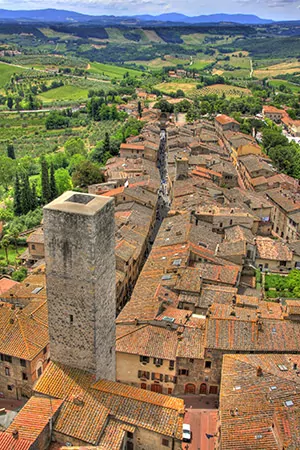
<box><xmin>0</xmin><ymin>8</ymin><xmax>273</xmax><ymax>25</ymax></box>
<box><xmin>135</xmin><ymin>13</ymin><xmax>273</xmax><ymax>25</ymax></box>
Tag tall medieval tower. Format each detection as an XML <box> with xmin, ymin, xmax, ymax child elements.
<box><xmin>43</xmin><ymin>191</ymin><xmax>116</xmax><ymax>381</ymax></box>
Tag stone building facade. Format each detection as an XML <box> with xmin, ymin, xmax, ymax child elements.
<box><xmin>43</xmin><ymin>191</ymin><xmax>116</xmax><ymax>381</ymax></box>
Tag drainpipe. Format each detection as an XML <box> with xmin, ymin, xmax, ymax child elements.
<box><xmin>172</xmin><ymin>432</ymin><xmax>175</xmax><ymax>450</ymax></box>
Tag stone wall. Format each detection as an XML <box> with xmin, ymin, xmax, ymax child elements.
<box><xmin>44</xmin><ymin>192</ymin><xmax>116</xmax><ymax>381</ymax></box>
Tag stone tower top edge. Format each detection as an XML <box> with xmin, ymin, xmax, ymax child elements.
<box><xmin>43</xmin><ymin>191</ymin><xmax>113</xmax><ymax>216</ymax></box>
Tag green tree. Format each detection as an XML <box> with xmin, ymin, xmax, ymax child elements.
<box><xmin>45</xmin><ymin>111</ymin><xmax>70</xmax><ymax>130</ymax></box>
<box><xmin>9</xmin><ymin>227</ymin><xmax>21</xmax><ymax>259</ymax></box>
<box><xmin>31</xmin><ymin>182</ymin><xmax>38</xmax><ymax>210</ymax></box>
<box><xmin>55</xmin><ymin>168</ymin><xmax>73</xmax><ymax>195</ymax></box>
<box><xmin>13</xmin><ymin>173</ymin><xmax>22</xmax><ymax>216</ymax></box>
<box><xmin>68</xmin><ymin>154</ymin><xmax>86</xmax><ymax>174</ymax></box>
<box><xmin>7</xmin><ymin>97</ymin><xmax>13</xmax><ymax>110</ymax></box>
<box><xmin>21</xmin><ymin>173</ymin><xmax>33</xmax><ymax>215</ymax></box>
<box><xmin>12</xmin><ymin>267</ymin><xmax>27</xmax><ymax>282</ymax></box>
<box><xmin>262</xmin><ymin>128</ymin><xmax>288</xmax><ymax>154</ymax></box>
<box><xmin>72</xmin><ymin>161</ymin><xmax>104</xmax><ymax>188</ymax></box>
<box><xmin>103</xmin><ymin>132</ymin><xmax>110</xmax><ymax>154</ymax></box>
<box><xmin>0</xmin><ymin>235</ymin><xmax>11</xmax><ymax>265</ymax></box>
<box><xmin>110</xmin><ymin>104</ymin><xmax>119</xmax><ymax>120</ymax></box>
<box><xmin>138</xmin><ymin>101</ymin><xmax>143</xmax><ymax>119</ymax></box>
<box><xmin>0</xmin><ymin>155</ymin><xmax>16</xmax><ymax>191</ymax></box>
<box><xmin>64</xmin><ymin>137</ymin><xmax>86</xmax><ymax>157</ymax></box>
<box><xmin>40</xmin><ymin>156</ymin><xmax>50</xmax><ymax>204</ymax></box>
<box><xmin>153</xmin><ymin>99</ymin><xmax>173</xmax><ymax>113</ymax></box>
<box><xmin>49</xmin><ymin>163</ymin><xmax>58</xmax><ymax>201</ymax></box>
<box><xmin>7</xmin><ymin>143</ymin><xmax>16</xmax><ymax>160</ymax></box>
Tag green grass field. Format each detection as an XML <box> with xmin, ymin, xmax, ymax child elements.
<box><xmin>215</xmin><ymin>55</ymin><xmax>251</xmax><ymax>79</ymax></box>
<box><xmin>38</xmin><ymin>85</ymin><xmax>89</xmax><ymax>103</ymax></box>
<box><xmin>155</xmin><ymin>80</ymin><xmax>198</xmax><ymax>96</ymax></box>
<box><xmin>269</xmin><ymin>79</ymin><xmax>300</xmax><ymax>93</ymax></box>
<box><xmin>0</xmin><ymin>62</ymin><xmax>26</xmax><ymax>88</ymax></box>
<box><xmin>88</xmin><ymin>61</ymin><xmax>143</xmax><ymax>79</ymax></box>
<box><xmin>191</xmin><ymin>60</ymin><xmax>213</xmax><ymax>70</ymax></box>
<box><xmin>181</xmin><ymin>33</ymin><xmax>206</xmax><ymax>45</ymax></box>
<box><xmin>0</xmin><ymin>245</ymin><xmax>26</xmax><ymax>265</ymax></box>
<box><xmin>106</xmin><ymin>28</ymin><xmax>129</xmax><ymax>43</ymax></box>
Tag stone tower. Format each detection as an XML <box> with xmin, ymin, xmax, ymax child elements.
<box><xmin>175</xmin><ymin>154</ymin><xmax>189</xmax><ymax>180</ymax></box>
<box><xmin>43</xmin><ymin>191</ymin><xmax>116</xmax><ymax>381</ymax></box>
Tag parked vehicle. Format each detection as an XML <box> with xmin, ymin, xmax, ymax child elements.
<box><xmin>183</xmin><ymin>423</ymin><xmax>192</xmax><ymax>443</ymax></box>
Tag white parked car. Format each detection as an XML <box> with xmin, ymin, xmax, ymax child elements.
<box><xmin>183</xmin><ymin>423</ymin><xmax>192</xmax><ymax>443</ymax></box>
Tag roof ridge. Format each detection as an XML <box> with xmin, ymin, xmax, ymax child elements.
<box><xmin>16</xmin><ymin>312</ymin><xmax>30</xmax><ymax>357</ymax></box>
<box><xmin>26</xmin><ymin>300</ymin><xmax>47</xmax><ymax>317</ymax></box>
<box><xmin>116</xmin><ymin>324</ymin><xmax>148</xmax><ymax>341</ymax></box>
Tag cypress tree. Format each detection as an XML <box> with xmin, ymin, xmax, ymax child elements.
<box><xmin>21</xmin><ymin>173</ymin><xmax>32</xmax><ymax>215</ymax></box>
<box><xmin>103</xmin><ymin>132</ymin><xmax>110</xmax><ymax>154</ymax></box>
<box><xmin>41</xmin><ymin>156</ymin><xmax>50</xmax><ymax>204</ymax></box>
<box><xmin>31</xmin><ymin>182</ymin><xmax>38</xmax><ymax>210</ymax></box>
<box><xmin>138</xmin><ymin>101</ymin><xmax>143</xmax><ymax>119</ymax></box>
<box><xmin>49</xmin><ymin>163</ymin><xmax>58</xmax><ymax>201</ymax></box>
<box><xmin>7</xmin><ymin>143</ymin><xmax>16</xmax><ymax>160</ymax></box>
<box><xmin>13</xmin><ymin>173</ymin><xmax>22</xmax><ymax>216</ymax></box>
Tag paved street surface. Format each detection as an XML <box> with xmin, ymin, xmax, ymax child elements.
<box><xmin>0</xmin><ymin>398</ymin><xmax>25</xmax><ymax>411</ymax></box>
<box><xmin>0</xmin><ymin>398</ymin><xmax>25</xmax><ymax>430</ymax></box>
<box><xmin>181</xmin><ymin>396</ymin><xmax>218</xmax><ymax>450</ymax></box>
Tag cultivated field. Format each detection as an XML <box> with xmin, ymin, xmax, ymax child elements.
<box><xmin>181</xmin><ymin>33</ymin><xmax>206</xmax><ymax>45</ymax></box>
<box><xmin>38</xmin><ymin>85</ymin><xmax>89</xmax><ymax>103</ymax></box>
<box><xmin>0</xmin><ymin>112</ymin><xmax>122</xmax><ymax>158</ymax></box>
<box><xmin>142</xmin><ymin>29</ymin><xmax>164</xmax><ymax>43</ymax></box>
<box><xmin>254</xmin><ymin>60</ymin><xmax>300</xmax><ymax>79</ymax></box>
<box><xmin>269</xmin><ymin>79</ymin><xmax>300</xmax><ymax>93</ymax></box>
<box><xmin>0</xmin><ymin>62</ymin><xmax>27</xmax><ymax>88</ymax></box>
<box><xmin>197</xmin><ymin>84</ymin><xmax>251</xmax><ymax>97</ymax></box>
<box><xmin>215</xmin><ymin>54</ymin><xmax>251</xmax><ymax>79</ymax></box>
<box><xmin>155</xmin><ymin>81</ymin><xmax>198</xmax><ymax>96</ymax></box>
<box><xmin>88</xmin><ymin>61</ymin><xmax>143</xmax><ymax>79</ymax></box>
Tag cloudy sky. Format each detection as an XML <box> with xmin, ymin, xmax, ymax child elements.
<box><xmin>0</xmin><ymin>0</ymin><xmax>300</xmax><ymax>20</ymax></box>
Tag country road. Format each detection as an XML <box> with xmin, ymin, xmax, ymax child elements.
<box><xmin>250</xmin><ymin>58</ymin><xmax>253</xmax><ymax>78</ymax></box>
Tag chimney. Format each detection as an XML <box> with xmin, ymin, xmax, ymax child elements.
<box><xmin>257</xmin><ymin>319</ymin><xmax>263</xmax><ymax>331</ymax></box>
<box><xmin>12</xmin><ymin>430</ymin><xmax>19</xmax><ymax>439</ymax></box>
<box><xmin>257</xmin><ymin>366</ymin><xmax>263</xmax><ymax>377</ymax></box>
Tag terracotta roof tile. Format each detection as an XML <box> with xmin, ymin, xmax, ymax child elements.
<box><xmin>0</xmin><ymin>300</ymin><xmax>48</xmax><ymax>360</ymax></box>
<box><xmin>0</xmin><ymin>433</ymin><xmax>32</xmax><ymax>450</ymax></box>
<box><xmin>0</xmin><ymin>278</ymin><xmax>19</xmax><ymax>296</ymax></box>
<box><xmin>34</xmin><ymin>361</ymin><xmax>184</xmax><ymax>443</ymax></box>
<box><xmin>215</xmin><ymin>114</ymin><xmax>239</xmax><ymax>126</ymax></box>
<box><xmin>116</xmin><ymin>324</ymin><xmax>178</xmax><ymax>360</ymax></box>
<box><xmin>220</xmin><ymin>354</ymin><xmax>300</xmax><ymax>449</ymax></box>
<box><xmin>256</xmin><ymin>237</ymin><xmax>293</xmax><ymax>261</ymax></box>
<box><xmin>6</xmin><ymin>396</ymin><xmax>62</xmax><ymax>441</ymax></box>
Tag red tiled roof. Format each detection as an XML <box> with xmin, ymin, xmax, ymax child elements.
<box><xmin>6</xmin><ymin>396</ymin><xmax>63</xmax><ymax>441</ymax></box>
<box><xmin>220</xmin><ymin>354</ymin><xmax>300</xmax><ymax>449</ymax></box>
<box><xmin>256</xmin><ymin>237</ymin><xmax>293</xmax><ymax>261</ymax></box>
<box><xmin>0</xmin><ymin>300</ymin><xmax>48</xmax><ymax>360</ymax></box>
<box><xmin>116</xmin><ymin>324</ymin><xmax>178</xmax><ymax>360</ymax></box>
<box><xmin>0</xmin><ymin>278</ymin><xmax>19</xmax><ymax>295</ymax></box>
<box><xmin>263</xmin><ymin>105</ymin><xmax>287</xmax><ymax>115</ymax></box>
<box><xmin>215</xmin><ymin>114</ymin><xmax>239</xmax><ymax>126</ymax></box>
<box><xmin>0</xmin><ymin>433</ymin><xmax>32</xmax><ymax>450</ymax></box>
<box><xmin>120</xmin><ymin>143</ymin><xmax>145</xmax><ymax>151</ymax></box>
<box><xmin>34</xmin><ymin>361</ymin><xmax>184</xmax><ymax>443</ymax></box>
